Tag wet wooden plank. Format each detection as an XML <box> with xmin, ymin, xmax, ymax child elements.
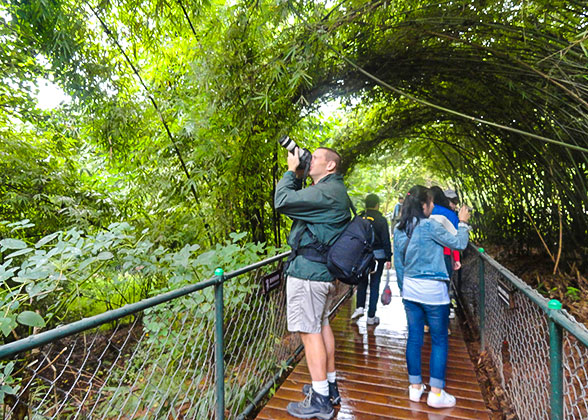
<box><xmin>329</xmin><ymin>343</ymin><xmax>474</xmax><ymax>365</ymax></box>
<box><xmin>268</xmin><ymin>389</ymin><xmax>488</xmax><ymax>419</ymax></box>
<box><xmin>262</xmin><ymin>395</ymin><xmax>488</xmax><ymax>420</ymax></box>
<box><xmin>255</xmin><ymin>272</ymin><xmax>491</xmax><ymax>420</ymax></box>
<box><xmin>279</xmin><ymin>378</ymin><xmax>488</xmax><ymax>410</ymax></box>
<box><xmin>299</xmin><ymin>358</ymin><xmax>480</xmax><ymax>383</ymax></box>
<box><xmin>292</xmin><ymin>366</ymin><xmax>484</xmax><ymax>395</ymax></box>
<box><xmin>331</xmin><ymin>333</ymin><xmax>472</xmax><ymax>355</ymax></box>
<box><xmin>284</xmin><ymin>372</ymin><xmax>487</xmax><ymax>403</ymax></box>
<box><xmin>330</xmin><ymin>351</ymin><xmax>479</xmax><ymax>375</ymax></box>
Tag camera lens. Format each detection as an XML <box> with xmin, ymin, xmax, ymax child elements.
<box><xmin>278</xmin><ymin>136</ymin><xmax>297</xmax><ymax>153</ymax></box>
<box><xmin>277</xmin><ymin>135</ymin><xmax>312</xmax><ymax>178</ymax></box>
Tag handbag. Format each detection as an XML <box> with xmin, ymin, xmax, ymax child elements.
<box><xmin>380</xmin><ymin>268</ymin><xmax>392</xmax><ymax>306</ymax></box>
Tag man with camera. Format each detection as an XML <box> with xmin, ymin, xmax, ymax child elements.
<box><xmin>275</xmin><ymin>145</ymin><xmax>351</xmax><ymax>420</ymax></box>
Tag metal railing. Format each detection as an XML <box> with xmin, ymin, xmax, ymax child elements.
<box><xmin>0</xmin><ymin>251</ymin><xmax>353</xmax><ymax>419</ymax></box>
<box><xmin>459</xmin><ymin>245</ymin><xmax>588</xmax><ymax>420</ymax></box>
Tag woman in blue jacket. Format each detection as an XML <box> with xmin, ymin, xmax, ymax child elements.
<box><xmin>393</xmin><ymin>185</ymin><xmax>471</xmax><ymax>408</ymax></box>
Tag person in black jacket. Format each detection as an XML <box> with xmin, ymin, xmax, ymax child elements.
<box><xmin>351</xmin><ymin>193</ymin><xmax>392</xmax><ymax>325</ymax></box>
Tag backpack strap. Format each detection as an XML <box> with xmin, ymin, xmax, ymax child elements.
<box><xmin>297</xmin><ymin>225</ymin><xmax>329</xmax><ymax>263</ymax></box>
<box><xmin>287</xmin><ymin>196</ymin><xmax>356</xmax><ymax>266</ymax></box>
<box><xmin>348</xmin><ymin>195</ymin><xmax>357</xmax><ymax>217</ymax></box>
<box><xmin>287</xmin><ymin>224</ymin><xmax>328</xmax><ymax>265</ymax></box>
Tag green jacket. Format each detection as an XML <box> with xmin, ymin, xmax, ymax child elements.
<box><xmin>275</xmin><ymin>171</ymin><xmax>351</xmax><ymax>281</ymax></box>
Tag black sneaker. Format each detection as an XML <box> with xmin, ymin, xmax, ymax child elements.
<box><xmin>302</xmin><ymin>381</ymin><xmax>341</xmax><ymax>405</ymax></box>
<box><xmin>287</xmin><ymin>388</ymin><xmax>334</xmax><ymax>419</ymax></box>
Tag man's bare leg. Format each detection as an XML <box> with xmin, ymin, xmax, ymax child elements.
<box><xmin>300</xmin><ymin>332</ymin><xmax>327</xmax><ymax>381</ymax></box>
<box><xmin>321</xmin><ymin>324</ymin><xmax>335</xmax><ymax>373</ymax></box>
<box><xmin>288</xmin><ymin>331</ymin><xmax>334</xmax><ymax>418</ymax></box>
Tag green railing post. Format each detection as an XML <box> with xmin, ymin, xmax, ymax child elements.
<box><xmin>548</xmin><ymin>299</ymin><xmax>563</xmax><ymax>420</ymax></box>
<box><xmin>214</xmin><ymin>268</ymin><xmax>225</xmax><ymax>420</ymax></box>
<box><xmin>478</xmin><ymin>247</ymin><xmax>486</xmax><ymax>348</ymax></box>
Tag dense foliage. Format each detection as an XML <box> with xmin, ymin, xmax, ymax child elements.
<box><xmin>1</xmin><ymin>0</ymin><xmax>587</xmax><ymax>334</ymax></box>
<box><xmin>310</xmin><ymin>0</ymin><xmax>588</xmax><ymax>265</ymax></box>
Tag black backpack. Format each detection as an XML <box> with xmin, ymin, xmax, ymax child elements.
<box><xmin>288</xmin><ymin>201</ymin><xmax>375</xmax><ymax>285</ymax></box>
<box><xmin>326</xmin><ymin>208</ymin><xmax>375</xmax><ymax>285</ymax></box>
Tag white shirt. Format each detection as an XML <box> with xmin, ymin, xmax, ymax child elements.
<box><xmin>402</xmin><ymin>276</ymin><xmax>450</xmax><ymax>305</ymax></box>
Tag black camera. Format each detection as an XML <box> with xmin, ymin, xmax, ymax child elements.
<box><xmin>278</xmin><ymin>136</ymin><xmax>312</xmax><ymax>179</ymax></box>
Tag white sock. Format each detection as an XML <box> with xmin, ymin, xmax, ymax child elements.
<box><xmin>312</xmin><ymin>380</ymin><xmax>329</xmax><ymax>396</ymax></box>
<box><xmin>327</xmin><ymin>371</ymin><xmax>336</xmax><ymax>383</ymax></box>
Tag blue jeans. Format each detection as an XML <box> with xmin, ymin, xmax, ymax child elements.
<box><xmin>403</xmin><ymin>299</ymin><xmax>450</xmax><ymax>389</ymax></box>
<box><xmin>356</xmin><ymin>259</ymin><xmax>385</xmax><ymax>318</ymax></box>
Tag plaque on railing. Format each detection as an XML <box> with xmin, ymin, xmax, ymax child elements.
<box><xmin>497</xmin><ymin>275</ymin><xmax>516</xmax><ymax>309</ymax></box>
<box><xmin>261</xmin><ymin>268</ymin><xmax>283</xmax><ymax>295</ymax></box>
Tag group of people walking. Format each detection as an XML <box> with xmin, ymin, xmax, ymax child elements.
<box><xmin>275</xmin><ymin>146</ymin><xmax>471</xmax><ymax>419</ymax></box>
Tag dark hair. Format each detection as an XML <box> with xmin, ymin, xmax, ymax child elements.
<box><xmin>365</xmin><ymin>193</ymin><xmax>380</xmax><ymax>208</ymax></box>
<box><xmin>398</xmin><ymin>195</ymin><xmax>404</xmax><ymax>201</ymax></box>
<box><xmin>430</xmin><ymin>186</ymin><xmax>450</xmax><ymax>208</ymax></box>
<box><xmin>317</xmin><ymin>147</ymin><xmax>342</xmax><ymax>173</ymax></box>
<box><xmin>397</xmin><ymin>185</ymin><xmax>433</xmax><ymax>233</ymax></box>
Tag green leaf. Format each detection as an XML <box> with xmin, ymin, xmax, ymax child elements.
<box><xmin>20</xmin><ymin>268</ymin><xmax>51</xmax><ymax>281</ymax></box>
<box><xmin>0</xmin><ymin>317</ymin><xmax>17</xmax><ymax>337</ymax></box>
<box><xmin>16</xmin><ymin>311</ymin><xmax>46</xmax><ymax>328</ymax></box>
<box><xmin>4</xmin><ymin>248</ymin><xmax>33</xmax><ymax>259</ymax></box>
<box><xmin>26</xmin><ymin>282</ymin><xmax>52</xmax><ymax>299</ymax></box>
<box><xmin>3</xmin><ymin>362</ymin><xmax>15</xmax><ymax>376</ymax></box>
<box><xmin>78</xmin><ymin>257</ymin><xmax>96</xmax><ymax>271</ymax></box>
<box><xmin>229</xmin><ymin>232</ymin><xmax>247</xmax><ymax>242</ymax></box>
<box><xmin>1</xmin><ymin>384</ymin><xmax>18</xmax><ymax>395</ymax></box>
<box><xmin>97</xmin><ymin>251</ymin><xmax>114</xmax><ymax>260</ymax></box>
<box><xmin>0</xmin><ymin>267</ymin><xmax>18</xmax><ymax>282</ymax></box>
<box><xmin>35</xmin><ymin>232</ymin><xmax>60</xmax><ymax>248</ymax></box>
<box><xmin>0</xmin><ymin>239</ymin><xmax>27</xmax><ymax>250</ymax></box>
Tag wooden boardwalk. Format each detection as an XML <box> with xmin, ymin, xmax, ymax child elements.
<box><xmin>256</xmin><ymin>270</ymin><xmax>490</xmax><ymax>420</ymax></box>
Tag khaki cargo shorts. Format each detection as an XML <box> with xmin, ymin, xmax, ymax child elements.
<box><xmin>286</xmin><ymin>276</ymin><xmax>336</xmax><ymax>334</ymax></box>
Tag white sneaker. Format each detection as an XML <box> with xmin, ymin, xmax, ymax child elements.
<box><xmin>408</xmin><ymin>384</ymin><xmax>425</xmax><ymax>402</ymax></box>
<box><xmin>351</xmin><ymin>307</ymin><xmax>364</xmax><ymax>320</ymax></box>
<box><xmin>427</xmin><ymin>389</ymin><xmax>456</xmax><ymax>408</ymax></box>
<box><xmin>367</xmin><ymin>316</ymin><xmax>380</xmax><ymax>325</ymax></box>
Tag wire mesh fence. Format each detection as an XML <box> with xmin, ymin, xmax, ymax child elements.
<box><xmin>1</xmin><ymin>289</ymin><xmax>217</xmax><ymax>419</ymax></box>
<box><xmin>0</xmin><ymin>253</ymin><xmax>351</xmax><ymax>419</ymax></box>
<box><xmin>459</xmin><ymin>246</ymin><xmax>588</xmax><ymax>420</ymax></box>
<box><xmin>563</xmin><ymin>333</ymin><xmax>588</xmax><ymax>419</ymax></box>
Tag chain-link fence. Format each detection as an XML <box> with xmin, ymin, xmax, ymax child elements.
<box><xmin>0</xmin><ymin>252</ymin><xmax>352</xmax><ymax>419</ymax></box>
<box><xmin>459</xmin><ymin>246</ymin><xmax>588</xmax><ymax>420</ymax></box>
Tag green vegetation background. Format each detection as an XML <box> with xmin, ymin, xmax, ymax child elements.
<box><xmin>1</xmin><ymin>0</ymin><xmax>587</xmax><ymax>354</ymax></box>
